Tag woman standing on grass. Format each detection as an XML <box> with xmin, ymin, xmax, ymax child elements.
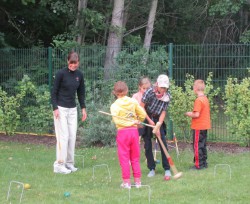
<box><xmin>51</xmin><ymin>51</ymin><xmax>87</xmax><ymax>174</ymax></box>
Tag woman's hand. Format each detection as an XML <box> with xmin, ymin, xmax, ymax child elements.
<box><xmin>53</xmin><ymin>109</ymin><xmax>59</xmax><ymax>119</ymax></box>
<box><xmin>82</xmin><ymin>108</ymin><xmax>87</xmax><ymax>121</ymax></box>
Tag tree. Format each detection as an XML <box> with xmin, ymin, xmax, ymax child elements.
<box><xmin>75</xmin><ymin>0</ymin><xmax>88</xmax><ymax>45</ymax></box>
<box><xmin>143</xmin><ymin>0</ymin><xmax>158</xmax><ymax>50</ymax></box>
<box><xmin>104</xmin><ymin>0</ymin><xmax>125</xmax><ymax>79</ymax></box>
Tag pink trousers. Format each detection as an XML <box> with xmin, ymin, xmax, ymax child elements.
<box><xmin>116</xmin><ymin>127</ymin><xmax>141</xmax><ymax>182</ymax></box>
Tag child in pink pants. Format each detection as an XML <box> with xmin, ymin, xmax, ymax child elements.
<box><xmin>110</xmin><ymin>81</ymin><xmax>146</xmax><ymax>189</ymax></box>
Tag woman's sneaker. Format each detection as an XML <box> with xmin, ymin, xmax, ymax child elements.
<box><xmin>120</xmin><ymin>182</ymin><xmax>131</xmax><ymax>189</ymax></box>
<box><xmin>54</xmin><ymin>165</ymin><xmax>71</xmax><ymax>174</ymax></box>
<box><xmin>66</xmin><ymin>164</ymin><xmax>78</xmax><ymax>172</ymax></box>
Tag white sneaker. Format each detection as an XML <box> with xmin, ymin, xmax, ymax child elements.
<box><xmin>120</xmin><ymin>183</ymin><xmax>131</xmax><ymax>189</ymax></box>
<box><xmin>54</xmin><ymin>165</ymin><xmax>71</xmax><ymax>174</ymax></box>
<box><xmin>147</xmin><ymin>170</ymin><xmax>155</xmax><ymax>177</ymax></box>
<box><xmin>66</xmin><ymin>164</ymin><xmax>78</xmax><ymax>172</ymax></box>
<box><xmin>135</xmin><ymin>182</ymin><xmax>142</xmax><ymax>188</ymax></box>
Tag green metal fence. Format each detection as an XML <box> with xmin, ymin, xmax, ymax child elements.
<box><xmin>0</xmin><ymin>44</ymin><xmax>249</xmax><ymax>142</ymax></box>
<box><xmin>169</xmin><ymin>44</ymin><xmax>249</xmax><ymax>142</ymax></box>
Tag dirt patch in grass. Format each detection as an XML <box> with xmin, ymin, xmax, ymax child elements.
<box><xmin>0</xmin><ymin>133</ymin><xmax>249</xmax><ymax>154</ymax></box>
<box><xmin>174</xmin><ymin>141</ymin><xmax>250</xmax><ymax>154</ymax></box>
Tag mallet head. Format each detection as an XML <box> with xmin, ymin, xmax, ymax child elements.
<box><xmin>173</xmin><ymin>172</ymin><xmax>183</xmax><ymax>180</ymax></box>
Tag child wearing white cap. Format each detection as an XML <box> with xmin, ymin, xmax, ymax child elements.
<box><xmin>140</xmin><ymin>74</ymin><xmax>172</xmax><ymax>180</ymax></box>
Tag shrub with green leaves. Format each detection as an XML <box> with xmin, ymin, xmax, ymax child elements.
<box><xmin>0</xmin><ymin>75</ymin><xmax>53</xmax><ymax>135</ymax></box>
<box><xmin>0</xmin><ymin>88</ymin><xmax>21</xmax><ymax>135</ymax></box>
<box><xmin>224</xmin><ymin>71</ymin><xmax>250</xmax><ymax>146</ymax></box>
<box><xmin>168</xmin><ymin>72</ymin><xmax>220</xmax><ymax>141</ymax></box>
<box><xmin>77</xmin><ymin>100</ymin><xmax>116</xmax><ymax>147</ymax></box>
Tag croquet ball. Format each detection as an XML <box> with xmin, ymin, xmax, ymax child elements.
<box><xmin>64</xmin><ymin>192</ymin><xmax>70</xmax><ymax>197</ymax></box>
<box><xmin>24</xmin><ymin>183</ymin><xmax>31</xmax><ymax>190</ymax></box>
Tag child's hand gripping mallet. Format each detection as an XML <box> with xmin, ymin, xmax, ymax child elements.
<box><xmin>153</xmin><ymin>122</ymin><xmax>183</xmax><ymax>179</ymax></box>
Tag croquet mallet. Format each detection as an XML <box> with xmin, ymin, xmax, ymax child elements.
<box><xmin>54</xmin><ymin>118</ymin><xmax>64</xmax><ymax>164</ymax></box>
<box><xmin>154</xmin><ymin>139</ymin><xmax>160</xmax><ymax>164</ymax></box>
<box><xmin>153</xmin><ymin>122</ymin><xmax>183</xmax><ymax>179</ymax></box>
<box><xmin>173</xmin><ymin>133</ymin><xmax>180</xmax><ymax>157</ymax></box>
<box><xmin>98</xmin><ymin>111</ymin><xmax>162</xmax><ymax>133</ymax></box>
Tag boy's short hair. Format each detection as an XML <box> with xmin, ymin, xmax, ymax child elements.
<box><xmin>194</xmin><ymin>79</ymin><xmax>205</xmax><ymax>91</ymax></box>
<box><xmin>157</xmin><ymin>74</ymin><xmax>169</xmax><ymax>88</ymax></box>
<box><xmin>113</xmin><ymin>81</ymin><xmax>128</xmax><ymax>97</ymax></box>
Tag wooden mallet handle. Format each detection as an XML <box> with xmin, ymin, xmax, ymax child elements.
<box><xmin>99</xmin><ymin>111</ymin><xmax>159</xmax><ymax>131</ymax></box>
<box><xmin>153</xmin><ymin>123</ymin><xmax>183</xmax><ymax>179</ymax></box>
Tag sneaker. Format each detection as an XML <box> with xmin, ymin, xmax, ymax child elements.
<box><xmin>135</xmin><ymin>182</ymin><xmax>141</xmax><ymax>188</ymax></box>
<box><xmin>66</xmin><ymin>164</ymin><xmax>78</xmax><ymax>172</ymax></box>
<box><xmin>54</xmin><ymin>165</ymin><xmax>71</xmax><ymax>174</ymax></box>
<box><xmin>147</xmin><ymin>169</ymin><xmax>155</xmax><ymax>177</ymax></box>
<box><xmin>164</xmin><ymin>170</ymin><xmax>171</xmax><ymax>181</ymax></box>
<box><xmin>120</xmin><ymin>183</ymin><xmax>131</xmax><ymax>189</ymax></box>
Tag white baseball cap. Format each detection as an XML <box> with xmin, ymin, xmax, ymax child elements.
<box><xmin>157</xmin><ymin>74</ymin><xmax>169</xmax><ymax>88</ymax></box>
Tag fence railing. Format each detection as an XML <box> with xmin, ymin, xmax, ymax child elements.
<box><xmin>0</xmin><ymin>44</ymin><xmax>249</xmax><ymax>142</ymax></box>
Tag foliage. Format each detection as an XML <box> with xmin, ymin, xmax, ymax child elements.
<box><xmin>239</xmin><ymin>30</ymin><xmax>250</xmax><ymax>44</ymax></box>
<box><xmin>77</xmin><ymin>101</ymin><xmax>116</xmax><ymax>147</ymax></box>
<box><xmin>0</xmin><ymin>32</ymin><xmax>10</xmax><ymax>48</ymax></box>
<box><xmin>168</xmin><ymin>72</ymin><xmax>220</xmax><ymax>141</ymax></box>
<box><xmin>81</xmin><ymin>8</ymin><xmax>105</xmax><ymax>34</ymax></box>
<box><xmin>1</xmin><ymin>0</ymin><xmax>250</xmax><ymax>47</ymax></box>
<box><xmin>115</xmin><ymin>46</ymin><xmax>168</xmax><ymax>94</ymax></box>
<box><xmin>124</xmin><ymin>34</ymin><xmax>142</xmax><ymax>45</ymax></box>
<box><xmin>209</xmin><ymin>0</ymin><xmax>245</xmax><ymax>16</ymax></box>
<box><xmin>0</xmin><ymin>88</ymin><xmax>21</xmax><ymax>135</ymax></box>
<box><xmin>0</xmin><ymin>75</ymin><xmax>53</xmax><ymax>135</ymax></box>
<box><xmin>224</xmin><ymin>71</ymin><xmax>250</xmax><ymax>146</ymax></box>
<box><xmin>83</xmin><ymin>46</ymin><xmax>168</xmax><ymax>104</ymax></box>
<box><xmin>22</xmin><ymin>85</ymin><xmax>53</xmax><ymax>134</ymax></box>
<box><xmin>51</xmin><ymin>37</ymin><xmax>80</xmax><ymax>50</ymax></box>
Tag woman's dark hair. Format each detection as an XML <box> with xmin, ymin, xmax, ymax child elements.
<box><xmin>67</xmin><ymin>51</ymin><xmax>79</xmax><ymax>64</ymax></box>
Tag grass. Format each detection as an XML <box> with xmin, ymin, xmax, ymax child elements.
<box><xmin>0</xmin><ymin>141</ymin><xmax>249</xmax><ymax>204</ymax></box>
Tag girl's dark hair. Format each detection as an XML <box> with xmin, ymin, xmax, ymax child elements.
<box><xmin>67</xmin><ymin>51</ymin><xmax>79</xmax><ymax>64</ymax></box>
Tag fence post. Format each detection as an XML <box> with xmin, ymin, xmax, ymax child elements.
<box><xmin>167</xmin><ymin>43</ymin><xmax>173</xmax><ymax>139</ymax></box>
<box><xmin>48</xmin><ymin>47</ymin><xmax>52</xmax><ymax>92</ymax></box>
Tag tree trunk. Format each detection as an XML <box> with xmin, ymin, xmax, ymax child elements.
<box><xmin>143</xmin><ymin>0</ymin><xmax>158</xmax><ymax>51</ymax></box>
<box><xmin>75</xmin><ymin>0</ymin><xmax>88</xmax><ymax>45</ymax></box>
<box><xmin>104</xmin><ymin>0</ymin><xmax>125</xmax><ymax>80</ymax></box>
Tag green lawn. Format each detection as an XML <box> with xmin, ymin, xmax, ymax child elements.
<box><xmin>0</xmin><ymin>141</ymin><xmax>249</xmax><ymax>204</ymax></box>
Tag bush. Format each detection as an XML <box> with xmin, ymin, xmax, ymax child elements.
<box><xmin>77</xmin><ymin>100</ymin><xmax>117</xmax><ymax>147</ymax></box>
<box><xmin>0</xmin><ymin>87</ymin><xmax>21</xmax><ymax>135</ymax></box>
<box><xmin>224</xmin><ymin>71</ymin><xmax>250</xmax><ymax>146</ymax></box>
<box><xmin>0</xmin><ymin>75</ymin><xmax>53</xmax><ymax>134</ymax></box>
<box><xmin>168</xmin><ymin>72</ymin><xmax>220</xmax><ymax>141</ymax></box>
